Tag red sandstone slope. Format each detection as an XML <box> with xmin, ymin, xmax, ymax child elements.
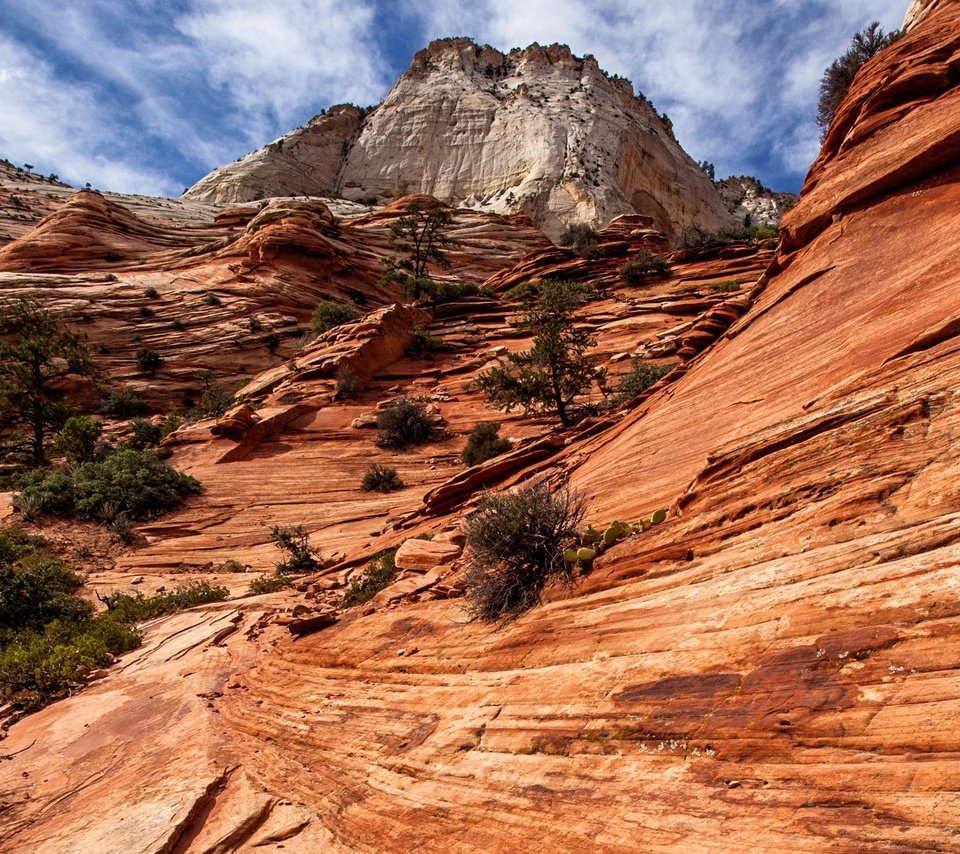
<box><xmin>3</xmin><ymin>5</ymin><xmax>960</xmax><ymax>852</ymax></box>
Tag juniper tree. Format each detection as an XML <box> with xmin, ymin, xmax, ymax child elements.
<box><xmin>0</xmin><ymin>298</ymin><xmax>99</xmax><ymax>466</ymax></box>
<box><xmin>474</xmin><ymin>280</ymin><xmax>605</xmax><ymax>427</ymax></box>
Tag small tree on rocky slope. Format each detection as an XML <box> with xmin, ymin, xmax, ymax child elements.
<box><xmin>0</xmin><ymin>298</ymin><xmax>99</xmax><ymax>466</ymax></box>
<box><xmin>474</xmin><ymin>280</ymin><xmax>605</xmax><ymax>427</ymax></box>
<box><xmin>383</xmin><ymin>199</ymin><xmax>458</xmax><ymax>300</ymax></box>
<box><xmin>817</xmin><ymin>21</ymin><xmax>899</xmax><ymax>136</ymax></box>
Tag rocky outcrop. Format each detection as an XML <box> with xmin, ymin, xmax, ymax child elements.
<box><xmin>715</xmin><ymin>176</ymin><xmax>796</xmax><ymax>227</ymax></box>
<box><xmin>902</xmin><ymin>0</ymin><xmax>949</xmax><ymax>32</ymax></box>
<box><xmin>184</xmin><ymin>39</ymin><xmax>735</xmax><ymax>242</ymax></box>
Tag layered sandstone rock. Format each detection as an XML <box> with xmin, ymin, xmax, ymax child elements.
<box><xmin>714</xmin><ymin>175</ymin><xmax>796</xmax><ymax>227</ymax></box>
<box><xmin>185</xmin><ymin>39</ymin><xmax>735</xmax><ymax>241</ymax></box>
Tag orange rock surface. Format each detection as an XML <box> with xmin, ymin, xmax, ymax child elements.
<box><xmin>3</xmin><ymin>5</ymin><xmax>960</xmax><ymax>851</ymax></box>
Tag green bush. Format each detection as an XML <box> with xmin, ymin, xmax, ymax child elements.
<box><xmin>711</xmin><ymin>280</ymin><xmax>741</xmax><ymax>293</ymax></box>
<box><xmin>100</xmin><ymin>581</ymin><xmax>228</xmax><ymax>622</ymax></box>
<box><xmin>16</xmin><ymin>449</ymin><xmax>200</xmax><ymax>521</ymax></box>
<box><xmin>135</xmin><ymin>348</ymin><xmax>162</xmax><ymax>375</ymax></box>
<box><xmin>614</xmin><ymin>360</ymin><xmax>674</xmax><ymax>404</ymax></box>
<box><xmin>375</xmin><ymin>398</ymin><xmax>437</xmax><ymax>450</ymax></box>
<box><xmin>361</xmin><ymin>463</ymin><xmax>405</xmax><ymax>493</ymax></box>
<box><xmin>143</xmin><ymin>287</ymin><xmax>159</xmax><ymax>299</ymax></box>
<box><xmin>407</xmin><ymin>326</ymin><xmax>445</xmax><ymax>356</ymax></box>
<box><xmin>100</xmin><ymin>388</ymin><xmax>149</xmax><ymax>418</ymax></box>
<box><xmin>504</xmin><ymin>281</ymin><xmax>540</xmax><ymax>302</ymax></box>
<box><xmin>248</xmin><ymin>574</ymin><xmax>292</xmax><ymax>595</ymax></box>
<box><xmin>619</xmin><ymin>251</ymin><xmax>671</xmax><ymax>285</ymax></box>
<box><xmin>312</xmin><ymin>300</ymin><xmax>361</xmax><ymax>334</ymax></box>
<box><xmin>421</xmin><ymin>281</ymin><xmax>481</xmax><ymax>302</ymax></box>
<box><xmin>340</xmin><ymin>547</ymin><xmax>398</xmax><ymax>607</ymax></box>
<box><xmin>127</xmin><ymin>418</ymin><xmax>163</xmax><ymax>449</ymax></box>
<box><xmin>461</xmin><ymin>422</ymin><xmax>512</xmax><ymax>467</ymax></box>
<box><xmin>55</xmin><ymin>416</ymin><xmax>102</xmax><ymax>464</ymax></box>
<box><xmin>0</xmin><ymin>535</ymin><xmax>228</xmax><ymax>713</ymax></box>
<box><xmin>559</xmin><ymin>223</ymin><xmax>600</xmax><ymax>259</ymax></box>
<box><xmin>13</xmin><ymin>468</ymin><xmax>75</xmax><ymax>517</ymax></box>
<box><xmin>462</xmin><ymin>483</ymin><xmax>585</xmax><ymax>621</ymax></box>
<box><xmin>268</xmin><ymin>523</ymin><xmax>320</xmax><ymax>574</ymax></box>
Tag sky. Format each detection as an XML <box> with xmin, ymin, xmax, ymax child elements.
<box><xmin>0</xmin><ymin>1</ymin><xmax>908</xmax><ymax>198</ymax></box>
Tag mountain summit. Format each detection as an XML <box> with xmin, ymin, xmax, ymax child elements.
<box><xmin>185</xmin><ymin>38</ymin><xmax>734</xmax><ymax>240</ymax></box>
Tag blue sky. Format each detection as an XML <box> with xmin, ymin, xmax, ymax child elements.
<box><xmin>0</xmin><ymin>1</ymin><xmax>907</xmax><ymax>198</ymax></box>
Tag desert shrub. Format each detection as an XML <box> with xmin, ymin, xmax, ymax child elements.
<box><xmin>127</xmin><ymin>418</ymin><xmax>163</xmax><ymax>449</ymax></box>
<box><xmin>268</xmin><ymin>523</ymin><xmax>320</xmax><ymax>574</ymax></box>
<box><xmin>361</xmin><ymin>463</ymin><xmax>405</xmax><ymax>493</ymax></box>
<box><xmin>407</xmin><ymin>326</ymin><xmax>445</xmax><ymax>356</ymax></box>
<box><xmin>336</xmin><ymin>366</ymin><xmax>361</xmax><ymax>398</ymax></box>
<box><xmin>375</xmin><ymin>398</ymin><xmax>436</xmax><ymax>450</ymax></box>
<box><xmin>139</xmin><ymin>306</ymin><xmax>154</xmax><ymax>318</ymax></box>
<box><xmin>559</xmin><ymin>223</ymin><xmax>600</xmax><ymax>258</ymax></box>
<box><xmin>143</xmin><ymin>286</ymin><xmax>159</xmax><ymax>299</ymax></box>
<box><xmin>711</xmin><ymin>280</ymin><xmax>741</xmax><ymax>293</ymax></box>
<box><xmin>55</xmin><ymin>416</ymin><xmax>102</xmax><ymax>464</ymax></box>
<box><xmin>312</xmin><ymin>300</ymin><xmax>361</xmax><ymax>334</ymax></box>
<box><xmin>619</xmin><ymin>251</ymin><xmax>671</xmax><ymax>285</ymax></box>
<box><xmin>101</xmin><ymin>387</ymin><xmax>149</xmax><ymax>418</ymax></box>
<box><xmin>461</xmin><ymin>422</ymin><xmax>512</xmax><ymax>467</ymax></box>
<box><xmin>13</xmin><ymin>469</ymin><xmax>75</xmax><ymax>517</ymax></box>
<box><xmin>161</xmin><ymin>410</ymin><xmax>183</xmax><ymax>437</ymax></box>
<box><xmin>100</xmin><ymin>581</ymin><xmax>228</xmax><ymax>622</ymax></box>
<box><xmin>248</xmin><ymin>574</ymin><xmax>292</xmax><ymax>595</ymax></box>
<box><xmin>422</xmin><ymin>281</ymin><xmax>481</xmax><ymax>302</ymax></box>
<box><xmin>202</xmin><ymin>291</ymin><xmax>222</xmax><ymax>306</ymax></box>
<box><xmin>17</xmin><ymin>449</ymin><xmax>199</xmax><ymax>522</ymax></box>
<box><xmin>72</xmin><ymin>450</ymin><xmax>199</xmax><ymax>520</ymax></box>
<box><xmin>462</xmin><ymin>482</ymin><xmax>585</xmax><ymax>621</ymax></box>
<box><xmin>171</xmin><ymin>318</ymin><xmax>185</xmax><ymax>331</ymax></box>
<box><xmin>340</xmin><ymin>547</ymin><xmax>398</xmax><ymax>608</ymax></box>
<box><xmin>504</xmin><ymin>281</ymin><xmax>540</xmax><ymax>302</ymax></box>
<box><xmin>614</xmin><ymin>359</ymin><xmax>674</xmax><ymax>404</ymax></box>
<box><xmin>135</xmin><ymin>348</ymin><xmax>162</xmax><ymax>375</ymax></box>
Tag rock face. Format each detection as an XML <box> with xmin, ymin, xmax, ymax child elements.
<box><xmin>902</xmin><ymin>0</ymin><xmax>948</xmax><ymax>32</ymax></box>
<box><xmin>185</xmin><ymin>39</ymin><xmax>735</xmax><ymax>241</ymax></box>
<box><xmin>7</xmin><ymin>5</ymin><xmax>960</xmax><ymax>852</ymax></box>
<box><xmin>714</xmin><ymin>175</ymin><xmax>796</xmax><ymax>227</ymax></box>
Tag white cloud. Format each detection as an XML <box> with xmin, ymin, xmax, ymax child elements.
<box><xmin>174</xmin><ymin>0</ymin><xmax>389</xmax><ymax>129</ymax></box>
<box><xmin>0</xmin><ymin>35</ymin><xmax>177</xmax><ymax>194</ymax></box>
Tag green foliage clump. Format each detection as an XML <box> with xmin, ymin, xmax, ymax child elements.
<box><xmin>614</xmin><ymin>360</ymin><xmax>674</xmax><ymax>404</ymax></box>
<box><xmin>248</xmin><ymin>574</ymin><xmax>292</xmax><ymax>595</ymax></box>
<box><xmin>127</xmin><ymin>419</ymin><xmax>163</xmax><ymax>449</ymax></box>
<box><xmin>407</xmin><ymin>326</ymin><xmax>446</xmax><ymax>356</ymax></box>
<box><xmin>361</xmin><ymin>463</ymin><xmax>405</xmax><ymax>493</ymax></box>
<box><xmin>462</xmin><ymin>483</ymin><xmax>585</xmax><ymax>621</ymax></box>
<box><xmin>268</xmin><ymin>523</ymin><xmax>321</xmax><ymax>574</ymax></box>
<box><xmin>461</xmin><ymin>422</ymin><xmax>512</xmax><ymax>467</ymax></box>
<box><xmin>619</xmin><ymin>251</ymin><xmax>671</xmax><ymax>285</ymax></box>
<box><xmin>375</xmin><ymin>398</ymin><xmax>437</xmax><ymax>450</ymax></box>
<box><xmin>817</xmin><ymin>22</ymin><xmax>899</xmax><ymax>135</ymax></box>
<box><xmin>382</xmin><ymin>199</ymin><xmax>458</xmax><ymax>301</ymax></box>
<box><xmin>711</xmin><ymin>280</ymin><xmax>741</xmax><ymax>293</ymax></box>
<box><xmin>474</xmin><ymin>280</ymin><xmax>605</xmax><ymax>427</ymax></box>
<box><xmin>135</xmin><ymin>348</ymin><xmax>162</xmax><ymax>375</ymax></box>
<box><xmin>419</xmin><ymin>281</ymin><xmax>481</xmax><ymax>303</ymax></box>
<box><xmin>0</xmin><ymin>533</ymin><xmax>228</xmax><ymax>713</ymax></box>
<box><xmin>55</xmin><ymin>416</ymin><xmax>102</xmax><ymax>464</ymax></box>
<box><xmin>100</xmin><ymin>387</ymin><xmax>149</xmax><ymax>418</ymax></box>
<box><xmin>340</xmin><ymin>547</ymin><xmax>398</xmax><ymax>608</ymax></box>
<box><xmin>99</xmin><ymin>581</ymin><xmax>228</xmax><ymax>623</ymax></box>
<box><xmin>312</xmin><ymin>300</ymin><xmax>361</xmax><ymax>334</ymax></box>
<box><xmin>15</xmin><ymin>449</ymin><xmax>200</xmax><ymax>521</ymax></box>
<box><xmin>559</xmin><ymin>223</ymin><xmax>600</xmax><ymax>259</ymax></box>
<box><xmin>504</xmin><ymin>281</ymin><xmax>540</xmax><ymax>302</ymax></box>
<box><xmin>0</xmin><ymin>297</ymin><xmax>99</xmax><ymax>466</ymax></box>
